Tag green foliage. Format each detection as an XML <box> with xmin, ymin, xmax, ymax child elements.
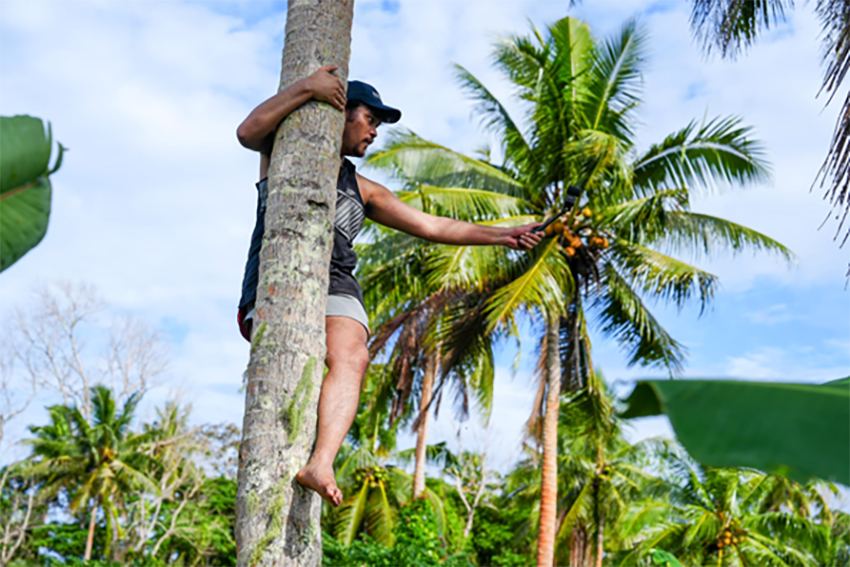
<box><xmin>623</xmin><ymin>377</ymin><xmax>850</xmax><ymax>484</ymax></box>
<box><xmin>21</xmin><ymin>522</ymin><xmax>108</xmax><ymax>566</ymax></box>
<box><xmin>649</xmin><ymin>548</ymin><xmax>684</xmax><ymax>567</ymax></box>
<box><xmin>146</xmin><ymin>476</ymin><xmax>237</xmax><ymax>566</ymax></box>
<box><xmin>322</xmin><ymin>498</ymin><xmax>472</xmax><ymax>567</ymax></box>
<box><xmin>23</xmin><ymin>386</ymin><xmax>157</xmax><ymax>562</ymax></box>
<box><xmin>469</xmin><ymin>505</ymin><xmax>535</xmax><ymax>566</ymax></box>
<box><xmin>424</xmin><ymin>478</ymin><xmax>467</xmax><ymax>556</ymax></box>
<box><xmin>0</xmin><ymin>115</ymin><xmax>65</xmax><ymax>272</ymax></box>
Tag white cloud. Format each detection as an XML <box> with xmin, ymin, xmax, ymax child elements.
<box><xmin>744</xmin><ymin>303</ymin><xmax>802</xmax><ymax>325</ymax></box>
<box><xmin>725</xmin><ymin>346</ymin><xmax>848</xmax><ymax>381</ymax></box>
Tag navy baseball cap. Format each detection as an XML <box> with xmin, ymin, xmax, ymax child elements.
<box><xmin>347</xmin><ymin>80</ymin><xmax>401</xmax><ymax>124</ymax></box>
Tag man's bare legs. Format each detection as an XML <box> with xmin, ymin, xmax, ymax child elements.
<box><xmin>295</xmin><ymin>316</ymin><xmax>369</xmax><ymax>506</ymax></box>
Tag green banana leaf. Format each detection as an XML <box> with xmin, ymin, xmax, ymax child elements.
<box><xmin>0</xmin><ymin>115</ymin><xmax>64</xmax><ymax>272</ymax></box>
<box><xmin>622</xmin><ymin>377</ymin><xmax>850</xmax><ymax>485</ymax></box>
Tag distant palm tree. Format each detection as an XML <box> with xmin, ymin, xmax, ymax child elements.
<box><xmin>25</xmin><ymin>385</ymin><xmax>157</xmax><ymax>562</ymax></box>
<box><xmin>500</xmin><ymin>373</ymin><xmax>658</xmax><ymax>567</ymax></box>
<box><xmin>813</xmin><ymin>507</ymin><xmax>850</xmax><ymax>567</ymax></box>
<box><xmin>368</xmin><ymin>16</ymin><xmax>790</xmax><ymax>565</ymax></box>
<box><xmin>618</xmin><ymin>455</ymin><xmax>823</xmax><ymax>566</ymax></box>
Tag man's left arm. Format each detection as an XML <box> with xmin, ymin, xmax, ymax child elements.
<box><xmin>359</xmin><ymin>174</ymin><xmax>543</xmax><ymax>250</ymax></box>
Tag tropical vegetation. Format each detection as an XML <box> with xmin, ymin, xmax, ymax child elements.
<box><xmin>4</xmin><ymin>381</ymin><xmax>844</xmax><ymax>567</ymax></box>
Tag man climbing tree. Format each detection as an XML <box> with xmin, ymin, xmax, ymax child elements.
<box><xmin>237</xmin><ymin>64</ymin><xmax>544</xmax><ymax>499</ymax></box>
<box><xmin>234</xmin><ymin>4</ymin><xmax>541</xmax><ymax>565</ymax></box>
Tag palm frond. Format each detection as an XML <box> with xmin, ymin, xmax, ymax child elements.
<box><xmin>333</xmin><ymin>481</ymin><xmax>370</xmax><ymax>546</ymax></box>
<box><xmin>592</xmin><ymin>263</ymin><xmax>687</xmax><ymax>372</ymax></box>
<box><xmin>415</xmin><ymin>184</ymin><xmax>535</xmax><ymax>222</ymax></box>
<box><xmin>484</xmin><ymin>237</ymin><xmax>573</xmax><ymax>330</ymax></box>
<box><xmin>633</xmin><ymin>116</ymin><xmax>770</xmax><ymax>194</ymax></box>
<box><xmin>660</xmin><ymin>212</ymin><xmax>795</xmax><ymax>261</ymax></box>
<box><xmin>814</xmin><ymin>0</ymin><xmax>850</xmax><ymax>248</ymax></box>
<box><xmin>585</xmin><ymin>17</ymin><xmax>647</xmax><ymax>137</ymax></box>
<box><xmin>365</xmin><ymin>482</ymin><xmax>396</xmax><ymax>547</ymax></box>
<box><xmin>365</xmin><ymin>129</ymin><xmax>525</xmax><ymax>197</ymax></box>
<box><xmin>425</xmin><ymin>214</ymin><xmax>539</xmax><ymax>290</ymax></box>
<box><xmin>453</xmin><ymin>64</ymin><xmax>531</xmax><ymax>167</ymax></box>
<box><xmin>610</xmin><ymin>240</ymin><xmax>719</xmax><ymax>313</ymax></box>
<box><xmin>689</xmin><ymin>0</ymin><xmax>793</xmax><ymax>59</ymax></box>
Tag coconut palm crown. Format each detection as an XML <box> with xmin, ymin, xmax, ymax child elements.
<box><xmin>366</xmin><ymin>16</ymin><xmax>792</xmax><ymax>386</ymax></box>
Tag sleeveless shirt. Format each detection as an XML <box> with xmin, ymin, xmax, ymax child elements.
<box><xmin>238</xmin><ymin>158</ymin><xmax>367</xmax><ymax>311</ymax></box>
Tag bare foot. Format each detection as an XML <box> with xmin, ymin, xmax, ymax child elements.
<box><xmin>296</xmin><ymin>463</ymin><xmax>342</xmax><ymax>507</ymax></box>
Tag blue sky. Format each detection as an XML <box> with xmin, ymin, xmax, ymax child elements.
<box><xmin>1</xmin><ymin>0</ymin><xmax>848</xmax><ymax>478</ymax></box>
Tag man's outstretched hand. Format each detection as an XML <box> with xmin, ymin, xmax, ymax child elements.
<box><xmin>308</xmin><ymin>65</ymin><xmax>346</xmax><ymax>111</ymax></box>
<box><xmin>504</xmin><ymin>223</ymin><xmax>544</xmax><ymax>250</ymax></box>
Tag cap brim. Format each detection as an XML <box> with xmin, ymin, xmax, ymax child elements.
<box><xmin>367</xmin><ymin>103</ymin><xmax>401</xmax><ymax>124</ymax></box>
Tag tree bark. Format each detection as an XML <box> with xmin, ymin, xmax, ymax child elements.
<box><xmin>536</xmin><ymin>315</ymin><xmax>562</xmax><ymax>567</ymax></box>
<box><xmin>462</xmin><ymin>452</ymin><xmax>487</xmax><ymax>539</ymax></box>
<box><xmin>594</xmin><ymin>510</ymin><xmax>603</xmax><ymax>567</ymax></box>
<box><xmin>413</xmin><ymin>351</ymin><xmax>438</xmax><ymax>499</ymax></box>
<box><xmin>569</xmin><ymin>525</ymin><xmax>588</xmax><ymax>567</ymax></box>
<box><xmin>235</xmin><ymin>2</ymin><xmax>353</xmax><ymax>566</ymax></box>
<box><xmin>84</xmin><ymin>499</ymin><xmax>97</xmax><ymax>561</ymax></box>
<box><xmin>594</xmin><ymin>444</ymin><xmax>604</xmax><ymax>567</ymax></box>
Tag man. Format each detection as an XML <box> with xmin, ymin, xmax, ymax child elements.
<box><xmin>236</xmin><ymin>66</ymin><xmax>542</xmax><ymax>507</ymax></box>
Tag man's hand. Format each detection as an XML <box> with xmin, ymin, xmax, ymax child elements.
<box><xmin>307</xmin><ymin>65</ymin><xmax>346</xmax><ymax>111</ymax></box>
<box><xmin>504</xmin><ymin>223</ymin><xmax>544</xmax><ymax>250</ymax></box>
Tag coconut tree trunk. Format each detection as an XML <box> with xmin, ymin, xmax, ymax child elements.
<box><xmin>594</xmin><ymin>511</ymin><xmax>604</xmax><ymax>567</ymax></box>
<box><xmin>536</xmin><ymin>315</ymin><xmax>562</xmax><ymax>567</ymax></box>
<box><xmin>594</xmin><ymin>444</ymin><xmax>604</xmax><ymax>567</ymax></box>
<box><xmin>413</xmin><ymin>350</ymin><xmax>438</xmax><ymax>499</ymax></box>
<box><xmin>84</xmin><ymin>498</ymin><xmax>97</xmax><ymax>561</ymax></box>
<box><xmin>235</xmin><ymin>2</ymin><xmax>353</xmax><ymax>566</ymax></box>
<box><xmin>569</xmin><ymin>525</ymin><xmax>588</xmax><ymax>567</ymax></box>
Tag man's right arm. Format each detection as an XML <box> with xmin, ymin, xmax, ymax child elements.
<box><xmin>236</xmin><ymin>65</ymin><xmax>346</xmax><ymax>153</ymax></box>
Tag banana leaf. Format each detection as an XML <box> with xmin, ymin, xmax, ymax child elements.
<box><xmin>622</xmin><ymin>377</ymin><xmax>850</xmax><ymax>484</ymax></box>
<box><xmin>0</xmin><ymin>115</ymin><xmax>64</xmax><ymax>272</ymax></box>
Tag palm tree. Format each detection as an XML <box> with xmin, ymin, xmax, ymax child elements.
<box><xmin>24</xmin><ymin>385</ymin><xmax>157</xmax><ymax>562</ymax></box>
<box><xmin>617</xmin><ymin>455</ymin><xmax>824</xmax><ymax>566</ymax></box>
<box><xmin>498</xmin><ymin>373</ymin><xmax>659</xmax><ymax>567</ymax></box>
<box><xmin>367</xmin><ymin>16</ymin><xmax>791</xmax><ymax>565</ymax></box>
<box><xmin>554</xmin><ymin>373</ymin><xmax>659</xmax><ymax>567</ymax></box>
<box><xmin>235</xmin><ymin>2</ymin><xmax>354</xmax><ymax>565</ymax></box>
<box><xmin>687</xmin><ymin>0</ymin><xmax>850</xmax><ymax>251</ymax></box>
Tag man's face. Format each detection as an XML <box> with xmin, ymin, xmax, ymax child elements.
<box><xmin>341</xmin><ymin>105</ymin><xmax>382</xmax><ymax>157</ymax></box>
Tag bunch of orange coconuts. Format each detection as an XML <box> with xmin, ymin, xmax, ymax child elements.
<box><xmin>716</xmin><ymin>527</ymin><xmax>743</xmax><ymax>549</ymax></box>
<box><xmin>543</xmin><ymin>207</ymin><xmax>609</xmax><ymax>257</ymax></box>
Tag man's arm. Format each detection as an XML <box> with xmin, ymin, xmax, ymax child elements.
<box><xmin>236</xmin><ymin>65</ymin><xmax>346</xmax><ymax>153</ymax></box>
<box><xmin>359</xmin><ymin>174</ymin><xmax>543</xmax><ymax>250</ymax></box>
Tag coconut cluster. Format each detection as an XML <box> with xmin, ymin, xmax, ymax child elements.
<box><xmin>543</xmin><ymin>207</ymin><xmax>609</xmax><ymax>257</ymax></box>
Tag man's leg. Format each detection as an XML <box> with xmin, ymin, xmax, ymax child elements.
<box><xmin>295</xmin><ymin>316</ymin><xmax>369</xmax><ymax>506</ymax></box>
